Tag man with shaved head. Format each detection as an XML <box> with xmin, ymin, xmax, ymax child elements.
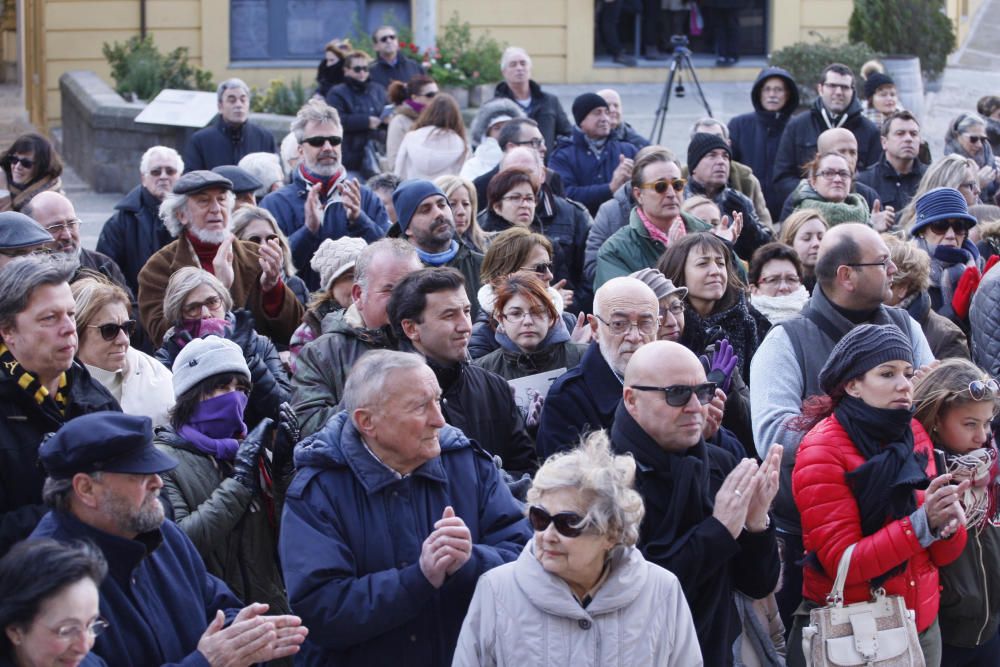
<box><xmin>597</xmin><ymin>88</ymin><xmax>649</xmax><ymax>150</ymax></box>
<box><xmin>750</xmin><ymin>222</ymin><xmax>934</xmax><ymax>629</ymax></box>
<box><xmin>535</xmin><ymin>276</ymin><xmax>658</xmax><ymax>458</ymax></box>
<box><xmin>613</xmin><ymin>340</ymin><xmax>781</xmax><ymax>667</ymax></box>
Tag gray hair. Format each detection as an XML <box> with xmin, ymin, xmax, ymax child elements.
<box><xmin>0</xmin><ymin>257</ymin><xmax>75</xmax><ymax>333</ymax></box>
<box><xmin>951</xmin><ymin>112</ymin><xmax>987</xmax><ymax>137</ymax></box>
<box><xmin>366</xmin><ymin>172</ymin><xmax>402</xmax><ymax>195</ymax></box>
<box><xmin>162</xmin><ymin>267</ymin><xmax>233</xmax><ymax>325</ymax></box>
<box><xmin>43</xmin><ymin>471</ymin><xmax>104</xmax><ymax>511</ymax></box>
<box><xmin>527</xmin><ymin>430</ymin><xmax>645</xmax><ymax>548</ymax></box>
<box><xmin>159</xmin><ymin>190</ymin><xmax>236</xmax><ymax>237</ymax></box>
<box><xmin>280</xmin><ymin>132</ymin><xmax>299</xmax><ymax>177</ymax></box>
<box><xmin>690</xmin><ymin>117</ymin><xmax>730</xmax><ymax>142</ymax></box>
<box><xmin>501</xmin><ymin>46</ymin><xmax>531</xmax><ymax>70</ymax></box>
<box><xmin>238</xmin><ymin>152</ymin><xmax>284</xmax><ymax>198</ymax></box>
<box><xmin>231</xmin><ymin>206</ymin><xmax>296</xmax><ymax>275</ymax></box>
<box><xmin>290</xmin><ymin>99</ymin><xmax>342</xmax><ymax>142</ymax></box>
<box><xmin>343</xmin><ymin>350</ymin><xmax>428</xmax><ymax>415</ymax></box>
<box><xmin>355</xmin><ymin>238</ymin><xmax>419</xmax><ymax>298</ymax></box>
<box><xmin>469</xmin><ymin>98</ymin><xmax>525</xmax><ymax>145</ymax></box>
<box><xmin>140</xmin><ymin>146</ymin><xmax>183</xmax><ymax>175</ymax></box>
<box><xmin>217</xmin><ymin>78</ymin><xmax>251</xmax><ymax>103</ymax></box>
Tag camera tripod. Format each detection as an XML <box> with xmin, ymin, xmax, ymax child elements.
<box><xmin>650</xmin><ymin>37</ymin><xmax>714</xmax><ymax>145</ymax></box>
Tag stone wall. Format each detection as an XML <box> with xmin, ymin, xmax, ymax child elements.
<box><xmin>59</xmin><ymin>71</ymin><xmax>293</xmax><ymax>194</ymax></box>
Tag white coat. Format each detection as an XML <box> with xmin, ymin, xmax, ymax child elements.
<box><xmin>394</xmin><ymin>125</ymin><xmax>469</xmax><ymax>181</ymax></box>
<box><xmin>88</xmin><ymin>347</ymin><xmax>174</xmax><ymax>427</ymax></box>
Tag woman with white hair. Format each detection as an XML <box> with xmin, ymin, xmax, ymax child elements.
<box><xmin>945</xmin><ymin>112</ymin><xmax>1000</xmax><ymax>202</ymax></box>
<box><xmin>452</xmin><ymin>431</ymin><xmax>703</xmax><ymax>666</ymax></box>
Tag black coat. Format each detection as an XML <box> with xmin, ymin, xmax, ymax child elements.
<box><xmin>96</xmin><ymin>185</ymin><xmax>174</xmax><ymax>295</ymax></box>
<box><xmin>728</xmin><ymin>67</ymin><xmax>799</xmax><ymax>221</ymax></box>
<box><xmin>182</xmin><ymin>116</ymin><xmax>278</xmax><ymax>171</ymax></box>
<box><xmin>0</xmin><ymin>362</ymin><xmax>121</xmax><ymax>555</ymax></box>
<box><xmin>155</xmin><ymin>309</ymin><xmax>291</xmax><ymax>428</ymax></box>
<box><xmin>316</xmin><ymin>58</ymin><xmax>345</xmax><ymax>97</ymax></box>
<box><xmin>772</xmin><ymin>95</ymin><xmax>882</xmax><ymax>208</ymax></box>
<box><xmin>492</xmin><ymin>80</ymin><xmax>573</xmax><ymax>160</ymax></box>
<box><xmin>610</xmin><ymin>406</ymin><xmax>780</xmax><ymax>667</ymax></box>
<box><xmin>368</xmin><ymin>53</ymin><xmax>424</xmax><ymax>89</ymax></box>
<box><xmin>326</xmin><ymin>79</ymin><xmax>388</xmax><ymax>172</ymax></box>
<box><xmin>856</xmin><ymin>154</ymin><xmax>927</xmax><ymax>212</ymax></box>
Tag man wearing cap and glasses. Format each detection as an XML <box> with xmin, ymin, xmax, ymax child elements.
<box><xmin>0</xmin><ymin>258</ymin><xmax>121</xmax><ymax>556</ymax></box>
<box><xmin>30</xmin><ymin>412</ymin><xmax>308</xmax><ymax>666</ymax></box>
<box><xmin>612</xmin><ymin>340</ymin><xmax>781</xmax><ymax>667</ymax></box>
<box><xmin>325</xmin><ymin>51</ymin><xmax>388</xmax><ymax>180</ymax></box>
<box><xmin>261</xmin><ymin>99</ymin><xmax>389</xmax><ymax>291</ymax></box>
<box><xmin>97</xmin><ymin>146</ymin><xmax>184</xmax><ymax>295</ymax></box>
<box><xmin>183</xmin><ymin>78</ymin><xmax>278</xmax><ymax>172</ymax></box>
<box><xmin>139</xmin><ymin>170</ymin><xmax>304</xmax><ymax>347</ymax></box>
<box><xmin>368</xmin><ymin>25</ymin><xmax>423</xmax><ymax>89</ymax></box>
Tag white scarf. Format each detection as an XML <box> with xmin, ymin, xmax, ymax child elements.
<box><xmin>749</xmin><ymin>284</ymin><xmax>809</xmax><ymax>324</ymax></box>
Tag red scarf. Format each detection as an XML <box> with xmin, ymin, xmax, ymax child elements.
<box><xmin>299</xmin><ymin>164</ymin><xmax>344</xmax><ymax>200</ymax></box>
<box><xmin>186</xmin><ymin>232</ymin><xmax>220</xmax><ymax>272</ymax></box>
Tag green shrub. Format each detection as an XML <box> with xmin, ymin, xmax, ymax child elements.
<box><xmin>250</xmin><ymin>78</ymin><xmax>309</xmax><ymax>116</ymax></box>
<box><xmin>102</xmin><ymin>35</ymin><xmax>213</xmax><ymax>101</ymax></box>
<box><xmin>769</xmin><ymin>37</ymin><xmax>881</xmax><ymax>107</ymax></box>
<box><xmin>848</xmin><ymin>0</ymin><xmax>955</xmax><ymax>79</ymax></box>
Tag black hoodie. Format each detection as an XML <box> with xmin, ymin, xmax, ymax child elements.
<box><xmin>728</xmin><ymin>67</ymin><xmax>799</xmax><ymax>220</ymax></box>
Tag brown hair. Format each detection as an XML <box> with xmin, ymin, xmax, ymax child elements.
<box><xmin>481</xmin><ymin>227</ymin><xmax>552</xmax><ymax>284</ymax></box>
<box><xmin>748</xmin><ymin>242</ymin><xmax>804</xmax><ymax>286</ymax></box>
<box><xmin>486</xmin><ymin>167</ymin><xmax>539</xmax><ymax>210</ymax></box>
<box><xmin>344</xmin><ymin>50</ymin><xmax>371</xmax><ymax>68</ymax></box>
<box><xmin>656</xmin><ymin>232</ymin><xmax>746</xmax><ymax>313</ymax></box>
<box><xmin>491</xmin><ymin>271</ymin><xmax>558</xmax><ymax>330</ymax></box>
<box><xmin>913</xmin><ymin>358</ymin><xmax>1000</xmax><ymax>446</ymax></box>
<box><xmin>629</xmin><ymin>145</ymin><xmax>680</xmax><ymax>191</ymax></box>
<box><xmin>779</xmin><ymin>209</ymin><xmax>829</xmax><ymax>246</ymax></box>
<box><xmin>412</xmin><ymin>93</ymin><xmax>467</xmax><ymax>144</ymax></box>
<box><xmin>805</xmin><ymin>151</ymin><xmax>852</xmax><ymax>182</ymax></box>
<box><xmin>388</xmin><ymin>74</ymin><xmax>436</xmax><ymax>106</ymax></box>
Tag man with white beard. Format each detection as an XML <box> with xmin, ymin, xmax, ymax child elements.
<box><xmin>138</xmin><ymin>170</ymin><xmax>303</xmax><ymax>346</ymax></box>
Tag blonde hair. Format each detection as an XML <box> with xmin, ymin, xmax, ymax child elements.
<box><xmin>883</xmin><ymin>234</ymin><xmax>930</xmax><ymax>293</ymax></box>
<box><xmin>70</xmin><ymin>275</ymin><xmax>131</xmax><ymax>344</ymax></box>
<box><xmin>913</xmin><ymin>358</ymin><xmax>999</xmax><ymax>438</ymax></box>
<box><xmin>435</xmin><ymin>175</ymin><xmax>488</xmax><ymax>252</ymax></box>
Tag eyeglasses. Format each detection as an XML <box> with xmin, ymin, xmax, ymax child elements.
<box><xmin>593</xmin><ymin>313</ymin><xmax>659</xmax><ymax>336</ymax></box>
<box><xmin>927</xmin><ymin>219</ymin><xmax>969</xmax><ymax>236</ymax></box>
<box><xmin>822</xmin><ymin>82</ymin><xmax>852</xmax><ymax>92</ymax></box>
<box><xmin>418</xmin><ymin>90</ymin><xmax>438</xmax><ymax>98</ymax></box>
<box><xmin>522</xmin><ymin>261</ymin><xmax>553</xmax><ymax>276</ymax></box>
<box><xmin>758</xmin><ymin>274</ymin><xmax>801</xmax><ymax>287</ymax></box>
<box><xmin>630</xmin><ymin>382</ymin><xmax>718</xmax><ymax>407</ymax></box>
<box><xmin>502</xmin><ymin>193</ymin><xmax>536</xmax><ymax>206</ymax></box>
<box><xmin>89</xmin><ymin>319</ymin><xmax>137</xmax><ymax>342</ymax></box>
<box><xmin>182</xmin><ymin>295</ymin><xmax>223</xmax><ymax>318</ymax></box>
<box><xmin>528</xmin><ymin>505</ymin><xmax>588</xmax><ymax>538</ymax></box>
<box><xmin>966</xmin><ymin>135</ymin><xmax>989</xmax><ymax>145</ymax></box>
<box><xmin>378</xmin><ymin>33</ymin><xmax>397</xmax><ymax>42</ymax></box>
<box><xmin>660</xmin><ymin>301</ymin><xmax>685</xmax><ymax>317</ymax></box>
<box><xmin>350</xmin><ymin>65</ymin><xmax>369</xmax><ymax>73</ymax></box>
<box><xmin>969</xmin><ymin>378</ymin><xmax>1000</xmax><ymax>400</ymax></box>
<box><xmin>7</xmin><ymin>156</ymin><xmax>34</xmax><ymax>169</ymax></box>
<box><xmin>50</xmin><ymin>618</ymin><xmax>110</xmax><ymax>643</ymax></box>
<box><xmin>817</xmin><ymin>169</ymin><xmax>852</xmax><ymax>181</ymax></box>
<box><xmin>511</xmin><ymin>138</ymin><xmax>545</xmax><ymax>149</ymax></box>
<box><xmin>502</xmin><ymin>307</ymin><xmax>548</xmax><ymax>323</ymax></box>
<box><xmin>43</xmin><ymin>219</ymin><xmax>81</xmax><ymax>235</ymax></box>
<box><xmin>246</xmin><ymin>233</ymin><xmax>279</xmax><ymax>245</ymax></box>
<box><xmin>638</xmin><ymin>178</ymin><xmax>686</xmax><ymax>194</ymax></box>
<box><xmin>302</xmin><ymin>135</ymin><xmax>343</xmax><ymax>148</ymax></box>
<box><xmin>845</xmin><ymin>256</ymin><xmax>894</xmax><ymax>271</ymax></box>
<box><xmin>148</xmin><ymin>166</ymin><xmax>178</xmax><ymax>177</ymax></box>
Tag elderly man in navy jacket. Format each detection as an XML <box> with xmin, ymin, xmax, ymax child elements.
<box><xmin>280</xmin><ymin>349</ymin><xmax>530</xmax><ymax>666</ymax></box>
<box><xmin>31</xmin><ymin>412</ymin><xmax>308</xmax><ymax>667</ymax></box>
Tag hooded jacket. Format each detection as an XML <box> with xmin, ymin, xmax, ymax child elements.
<box><xmin>772</xmin><ymin>93</ymin><xmax>882</xmax><ymax>208</ymax></box>
<box><xmin>729</xmin><ymin>67</ymin><xmax>799</xmax><ymax>221</ymax></box>
<box><xmin>279</xmin><ymin>412</ymin><xmax>531</xmax><ymax>666</ymax></box>
<box><xmin>182</xmin><ymin>116</ymin><xmax>277</xmax><ymax>172</ymax></box>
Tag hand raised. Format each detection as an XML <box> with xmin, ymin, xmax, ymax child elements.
<box><xmin>339</xmin><ymin>179</ymin><xmax>362</xmax><ymax>222</ymax></box>
<box><xmin>304</xmin><ymin>183</ymin><xmax>323</xmax><ymax>234</ymax></box>
<box><xmin>745</xmin><ymin>445</ymin><xmax>782</xmax><ymax>531</ymax></box>
<box><xmin>212</xmin><ymin>235</ymin><xmax>236</xmax><ymax>289</ymax></box>
<box><xmin>258</xmin><ymin>238</ymin><xmax>283</xmax><ymax>292</ymax></box>
<box><xmin>713</xmin><ymin>459</ymin><xmax>759</xmax><ymax>538</ymax></box>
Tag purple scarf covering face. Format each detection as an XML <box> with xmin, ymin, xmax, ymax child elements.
<box><xmin>178</xmin><ymin>391</ymin><xmax>248</xmax><ymax>461</ymax></box>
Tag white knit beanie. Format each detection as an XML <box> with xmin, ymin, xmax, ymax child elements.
<box><xmin>310</xmin><ymin>237</ymin><xmax>368</xmax><ymax>292</ymax></box>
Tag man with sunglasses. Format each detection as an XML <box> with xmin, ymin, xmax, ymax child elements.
<box><xmin>0</xmin><ymin>258</ymin><xmax>121</xmax><ymax>556</ymax></box>
<box><xmin>97</xmin><ymin>146</ymin><xmax>183</xmax><ymax>295</ymax></box>
<box><xmin>182</xmin><ymin>78</ymin><xmax>277</xmax><ymax>172</ymax></box>
<box><xmin>613</xmin><ymin>340</ymin><xmax>781</xmax><ymax>667</ymax></box>
<box><xmin>368</xmin><ymin>25</ymin><xmax>423</xmax><ymax>89</ymax></box>
<box><xmin>261</xmin><ymin>100</ymin><xmax>389</xmax><ymax>290</ymax></box>
<box><xmin>325</xmin><ymin>51</ymin><xmax>388</xmax><ymax>179</ymax></box>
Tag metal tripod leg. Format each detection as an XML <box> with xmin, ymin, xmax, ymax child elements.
<box><xmin>679</xmin><ymin>53</ymin><xmax>714</xmax><ymax>119</ymax></box>
<box><xmin>650</xmin><ymin>58</ymin><xmax>681</xmax><ymax>144</ymax></box>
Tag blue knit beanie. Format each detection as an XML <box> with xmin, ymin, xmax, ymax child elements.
<box><xmin>818</xmin><ymin>324</ymin><xmax>913</xmax><ymax>395</ymax></box>
<box><xmin>910</xmin><ymin>187</ymin><xmax>977</xmax><ymax>237</ymax></box>
<box><xmin>392</xmin><ymin>180</ymin><xmax>447</xmax><ymax>234</ymax></box>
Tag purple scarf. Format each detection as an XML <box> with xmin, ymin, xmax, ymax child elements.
<box><xmin>178</xmin><ymin>391</ymin><xmax>248</xmax><ymax>461</ymax></box>
<box><xmin>169</xmin><ymin>317</ymin><xmax>231</xmax><ymax>350</ymax></box>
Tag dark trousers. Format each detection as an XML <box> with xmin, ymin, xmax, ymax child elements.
<box><xmin>775</xmin><ymin>531</ymin><xmax>804</xmax><ymax>639</ymax></box>
<box><xmin>943</xmin><ymin>631</ymin><xmax>1000</xmax><ymax>667</ymax></box>
<box><xmin>598</xmin><ymin>0</ymin><xmax>625</xmax><ymax>55</ymax></box>
<box><xmin>703</xmin><ymin>7</ymin><xmax>741</xmax><ymax>59</ymax></box>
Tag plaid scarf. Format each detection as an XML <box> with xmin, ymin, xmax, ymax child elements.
<box><xmin>0</xmin><ymin>342</ymin><xmax>69</xmax><ymax>415</ymax></box>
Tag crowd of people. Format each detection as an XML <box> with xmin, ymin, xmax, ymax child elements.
<box><xmin>2</xmin><ymin>27</ymin><xmax>1000</xmax><ymax>667</ymax></box>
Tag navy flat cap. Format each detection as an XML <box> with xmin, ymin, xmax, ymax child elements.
<box><xmin>40</xmin><ymin>412</ymin><xmax>178</xmax><ymax>479</ymax></box>
<box><xmin>172</xmin><ymin>170</ymin><xmax>234</xmax><ymax>196</ymax></box>
<box><xmin>212</xmin><ymin>165</ymin><xmax>263</xmax><ymax>195</ymax></box>
<box><xmin>0</xmin><ymin>211</ymin><xmax>54</xmax><ymax>249</ymax></box>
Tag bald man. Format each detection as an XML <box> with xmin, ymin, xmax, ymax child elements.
<box><xmin>613</xmin><ymin>340</ymin><xmax>781</xmax><ymax>667</ymax></box>
<box><xmin>597</xmin><ymin>88</ymin><xmax>649</xmax><ymax>150</ymax></box>
<box><xmin>749</xmin><ymin>222</ymin><xmax>933</xmax><ymax>629</ymax></box>
<box><xmin>535</xmin><ymin>276</ymin><xmax>658</xmax><ymax>458</ymax></box>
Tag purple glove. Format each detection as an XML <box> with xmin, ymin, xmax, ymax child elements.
<box><xmin>700</xmin><ymin>338</ymin><xmax>738</xmax><ymax>394</ymax></box>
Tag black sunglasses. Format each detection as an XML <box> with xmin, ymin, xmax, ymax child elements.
<box><xmin>630</xmin><ymin>382</ymin><xmax>717</xmax><ymax>407</ymax></box>
<box><xmin>303</xmin><ymin>135</ymin><xmax>343</xmax><ymax>148</ymax></box>
<box><xmin>351</xmin><ymin>65</ymin><xmax>369</xmax><ymax>73</ymax></box>
<box><xmin>378</xmin><ymin>34</ymin><xmax>397</xmax><ymax>42</ymax></box>
<box><xmin>420</xmin><ymin>90</ymin><xmax>438</xmax><ymax>98</ymax></box>
<box><xmin>967</xmin><ymin>135</ymin><xmax>989</xmax><ymax>144</ymax></box>
<box><xmin>522</xmin><ymin>262</ymin><xmax>553</xmax><ymax>276</ymax></box>
<box><xmin>89</xmin><ymin>320</ymin><xmax>137</xmax><ymax>342</ymax></box>
<box><xmin>927</xmin><ymin>219</ymin><xmax>969</xmax><ymax>235</ymax></box>
<box><xmin>247</xmin><ymin>234</ymin><xmax>279</xmax><ymax>245</ymax></box>
<box><xmin>7</xmin><ymin>156</ymin><xmax>34</xmax><ymax>169</ymax></box>
<box><xmin>528</xmin><ymin>505</ymin><xmax>588</xmax><ymax>538</ymax></box>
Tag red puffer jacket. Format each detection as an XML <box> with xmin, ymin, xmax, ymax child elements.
<box><xmin>792</xmin><ymin>414</ymin><xmax>968</xmax><ymax>631</ymax></box>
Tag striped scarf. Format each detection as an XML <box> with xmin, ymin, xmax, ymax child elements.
<box><xmin>0</xmin><ymin>342</ymin><xmax>69</xmax><ymax>415</ymax></box>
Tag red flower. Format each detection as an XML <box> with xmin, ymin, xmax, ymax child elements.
<box><xmin>410</xmin><ymin>44</ymin><xmax>418</xmax><ymax>53</ymax></box>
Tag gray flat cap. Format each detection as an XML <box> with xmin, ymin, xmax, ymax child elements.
<box><xmin>0</xmin><ymin>211</ymin><xmax>55</xmax><ymax>249</ymax></box>
<box><xmin>173</xmin><ymin>170</ymin><xmax>234</xmax><ymax>195</ymax></box>
<box><xmin>212</xmin><ymin>165</ymin><xmax>263</xmax><ymax>195</ymax></box>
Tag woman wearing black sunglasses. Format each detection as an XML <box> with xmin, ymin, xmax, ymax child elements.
<box><xmin>453</xmin><ymin>431</ymin><xmax>702</xmax><ymax>666</ymax></box>
<box><xmin>71</xmin><ymin>276</ymin><xmax>174</xmax><ymax>427</ymax></box>
<box><xmin>231</xmin><ymin>206</ymin><xmax>309</xmax><ymax>306</ymax></box>
<box><xmin>0</xmin><ymin>133</ymin><xmax>64</xmax><ymax>213</ymax></box>
<box><xmin>945</xmin><ymin>112</ymin><xmax>1000</xmax><ymax>203</ymax></box>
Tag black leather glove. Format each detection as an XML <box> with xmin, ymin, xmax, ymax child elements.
<box><xmin>275</xmin><ymin>403</ymin><xmax>300</xmax><ymax>452</ymax></box>
<box><xmin>231</xmin><ymin>418</ymin><xmax>274</xmax><ymax>492</ymax></box>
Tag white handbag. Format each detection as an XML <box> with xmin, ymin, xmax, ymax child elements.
<box><xmin>802</xmin><ymin>544</ymin><xmax>925</xmax><ymax>667</ymax></box>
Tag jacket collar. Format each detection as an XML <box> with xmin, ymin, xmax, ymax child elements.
<box><xmin>46</xmin><ymin>510</ymin><xmax>164</xmax><ymax>582</ymax></box>
<box><xmin>580</xmin><ymin>343</ymin><xmax>624</xmax><ymax>413</ymax></box>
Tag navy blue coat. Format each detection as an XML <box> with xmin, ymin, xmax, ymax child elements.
<box><xmin>548</xmin><ymin>128</ymin><xmax>639</xmax><ymax>215</ymax></box>
<box><xmin>325</xmin><ymin>80</ymin><xmax>388</xmax><ymax>173</ymax></box>
<box><xmin>368</xmin><ymin>53</ymin><xmax>424</xmax><ymax>89</ymax></box>
<box><xmin>31</xmin><ymin>511</ymin><xmax>242</xmax><ymax>667</ymax></box>
<box><xmin>259</xmin><ymin>169</ymin><xmax>389</xmax><ymax>290</ymax></box>
<box><xmin>96</xmin><ymin>185</ymin><xmax>174</xmax><ymax>295</ymax></box>
<box><xmin>728</xmin><ymin>67</ymin><xmax>799</xmax><ymax>222</ymax></box>
<box><xmin>182</xmin><ymin>117</ymin><xmax>277</xmax><ymax>171</ymax></box>
<box><xmin>279</xmin><ymin>412</ymin><xmax>531</xmax><ymax>666</ymax></box>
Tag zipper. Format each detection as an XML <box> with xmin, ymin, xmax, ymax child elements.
<box><xmin>976</xmin><ymin>531</ymin><xmax>990</xmax><ymax>645</ymax></box>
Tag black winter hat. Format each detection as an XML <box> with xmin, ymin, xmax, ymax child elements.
<box><xmin>572</xmin><ymin>93</ymin><xmax>609</xmax><ymax>126</ymax></box>
<box><xmin>863</xmin><ymin>72</ymin><xmax>895</xmax><ymax>100</ymax></box>
<box><xmin>686</xmin><ymin>132</ymin><xmax>731</xmax><ymax>171</ymax></box>
<box><xmin>818</xmin><ymin>324</ymin><xmax>913</xmax><ymax>395</ymax></box>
